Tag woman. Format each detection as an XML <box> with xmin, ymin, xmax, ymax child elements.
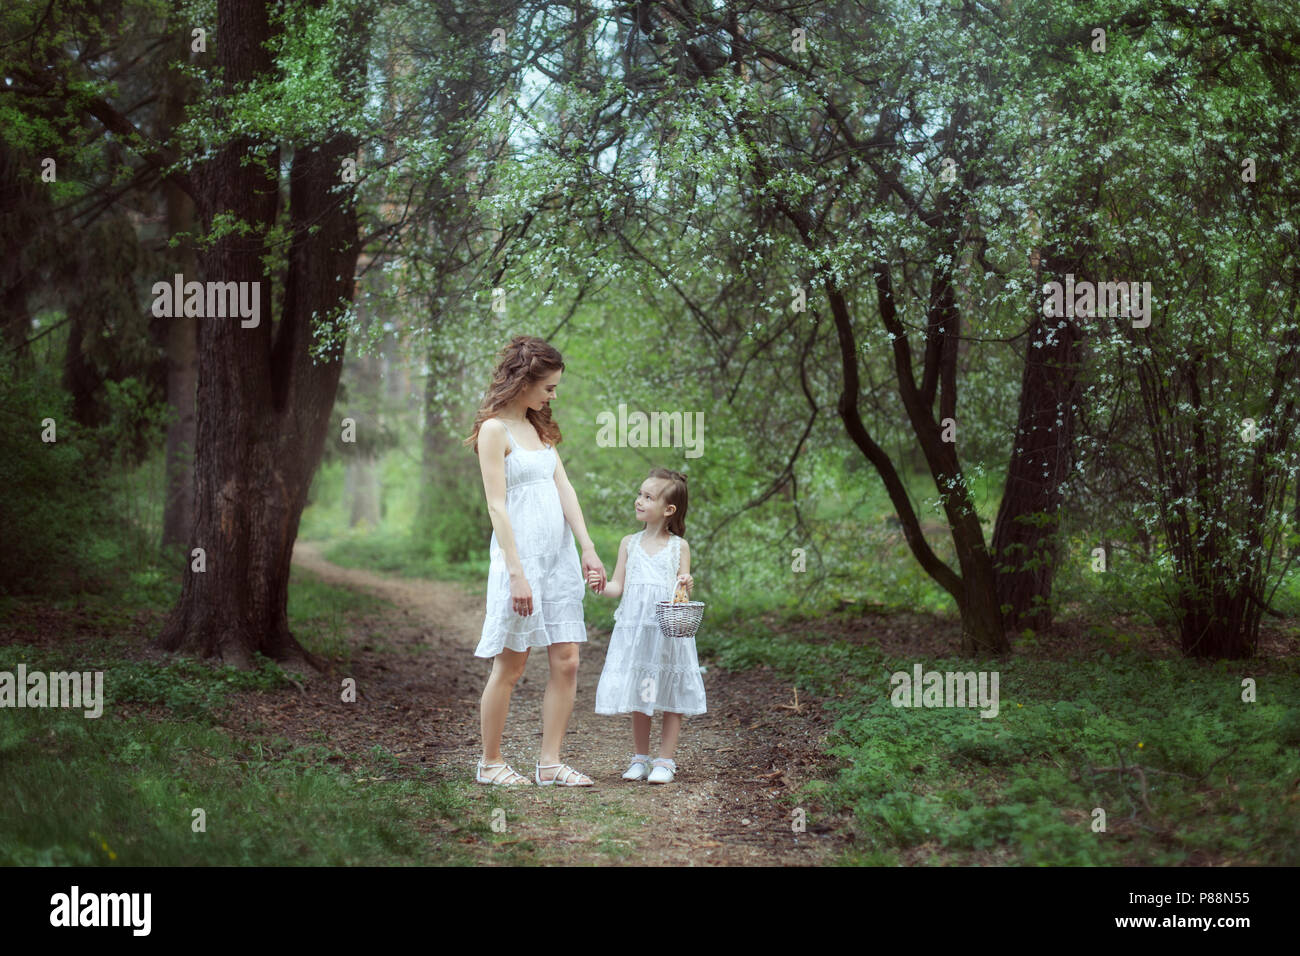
<box><xmin>463</xmin><ymin>336</ymin><xmax>607</xmax><ymax>786</ymax></box>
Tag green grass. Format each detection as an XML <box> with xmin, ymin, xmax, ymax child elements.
<box><xmin>317</xmin><ymin>529</ymin><xmax>490</xmax><ymax>587</ymax></box>
<box><xmin>0</xmin><ymin>573</ymin><xmax>525</xmax><ymax>867</ymax></box>
<box><xmin>705</xmin><ymin>619</ymin><xmax>1300</xmax><ymax>866</ymax></box>
<box><xmin>293</xmin><ymin>481</ymin><xmax>1300</xmax><ymax>867</ymax></box>
<box><xmin>286</xmin><ymin>565</ymin><xmax>393</xmax><ymax>666</ymax></box>
<box><xmin>0</xmin><ymin>705</ymin><xmax>494</xmax><ymax>865</ymax></box>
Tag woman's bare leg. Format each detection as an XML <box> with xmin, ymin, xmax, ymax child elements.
<box><xmin>538</xmin><ymin>642</ymin><xmax>589</xmax><ymax>782</ymax></box>
<box><xmin>480</xmin><ymin>648</ymin><xmax>529</xmax><ymax>763</ymax></box>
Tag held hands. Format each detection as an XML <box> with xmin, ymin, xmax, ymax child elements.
<box><xmin>579</xmin><ymin>552</ymin><xmax>692</xmax><ymax>597</ymax></box>
<box><xmin>512</xmin><ymin>548</ymin><xmax>607</xmax><ymax>613</ymax></box>
<box><xmin>581</xmin><ymin>546</ymin><xmax>606</xmax><ymax>594</ymax></box>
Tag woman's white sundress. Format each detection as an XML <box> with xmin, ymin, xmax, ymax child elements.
<box><xmin>595</xmin><ymin>530</ymin><xmax>707</xmax><ymax>716</ymax></box>
<box><xmin>473</xmin><ymin>423</ymin><xmax>587</xmax><ymax>658</ymax></box>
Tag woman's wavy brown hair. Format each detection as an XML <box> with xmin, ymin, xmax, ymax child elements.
<box><xmin>647</xmin><ymin>468</ymin><xmax>689</xmax><ymax>538</ymax></box>
<box><xmin>463</xmin><ymin>336</ymin><xmax>566</xmax><ymax>453</ymax></box>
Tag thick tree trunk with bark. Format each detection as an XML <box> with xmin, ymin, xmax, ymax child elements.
<box><xmin>155</xmin><ymin>0</ymin><xmax>362</xmax><ymax>668</ymax></box>
<box><xmin>991</xmin><ymin>307</ymin><xmax>1082</xmax><ymax>632</ymax></box>
<box><xmin>159</xmin><ymin>216</ymin><xmax>197</xmax><ymax>555</ymax></box>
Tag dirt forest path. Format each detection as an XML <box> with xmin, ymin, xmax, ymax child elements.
<box><xmin>263</xmin><ymin>541</ymin><xmax>847</xmax><ymax>866</ymax></box>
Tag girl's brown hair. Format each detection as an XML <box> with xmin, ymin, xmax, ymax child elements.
<box><xmin>463</xmin><ymin>336</ymin><xmax>566</xmax><ymax>453</ymax></box>
<box><xmin>648</xmin><ymin>468</ymin><xmax>688</xmax><ymax>537</ymax></box>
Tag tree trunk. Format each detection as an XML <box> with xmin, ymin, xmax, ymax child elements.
<box><xmin>1175</xmin><ymin>560</ymin><xmax>1259</xmax><ymax>659</ymax></box>
<box><xmin>992</xmin><ymin>306</ymin><xmax>1082</xmax><ymax>631</ymax></box>
<box><xmin>343</xmin><ymin>315</ymin><xmax>382</xmax><ymax>529</ymax></box>
<box><xmin>418</xmin><ymin>343</ymin><xmax>486</xmax><ymax>563</ymax></box>
<box><xmin>0</xmin><ymin>140</ymin><xmax>43</xmax><ymax>363</ymax></box>
<box><xmin>825</xmin><ymin>277</ymin><xmax>1009</xmax><ymax>655</ymax></box>
<box><xmin>159</xmin><ymin>230</ymin><xmax>198</xmax><ymax>554</ymax></box>
<box><xmin>61</xmin><ymin>305</ymin><xmax>101</xmax><ymax>426</ymax></box>
<box><xmin>155</xmin><ymin>0</ymin><xmax>363</xmax><ymax>669</ymax></box>
<box><xmin>160</xmin><ymin>36</ymin><xmax>198</xmax><ymax>557</ymax></box>
<box><xmin>346</xmin><ymin>453</ymin><xmax>381</xmax><ymax>528</ymax></box>
<box><xmin>1293</xmin><ymin>476</ymin><xmax>1299</xmax><ymax>561</ymax></box>
<box><xmin>416</xmin><ymin>342</ymin><xmax>450</xmax><ymax>541</ymax></box>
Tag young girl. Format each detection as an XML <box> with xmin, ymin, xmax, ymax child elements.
<box><xmin>588</xmin><ymin>468</ymin><xmax>706</xmax><ymax>784</ymax></box>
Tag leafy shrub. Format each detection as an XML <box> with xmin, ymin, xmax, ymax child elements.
<box><xmin>0</xmin><ymin>365</ymin><xmax>107</xmax><ymax>594</ymax></box>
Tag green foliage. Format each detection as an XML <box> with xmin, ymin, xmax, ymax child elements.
<box><xmin>1</xmin><ymin>640</ymin><xmax>293</xmax><ymax>721</ymax></box>
<box><xmin>286</xmin><ymin>564</ymin><xmax>393</xmax><ymax>664</ymax></box>
<box><xmin>111</xmin><ymin>656</ymin><xmax>293</xmax><ymax>718</ymax></box>
<box><xmin>0</xmin><ymin>705</ymin><xmax>484</xmax><ymax>866</ymax></box>
<box><xmin>0</xmin><ymin>358</ymin><xmax>184</xmax><ymax>597</ymax></box>
<box><xmin>416</xmin><ymin>463</ymin><xmax>494</xmax><ymax>566</ymax></box>
<box><xmin>714</xmin><ymin>624</ymin><xmax>1300</xmax><ymax>865</ymax></box>
<box><xmin>0</xmin><ymin>570</ymin><xmax>504</xmax><ymax>866</ymax></box>
<box><xmin>309</xmin><ymin>526</ymin><xmax>489</xmax><ymax>587</ymax></box>
<box><xmin>1276</xmin><ymin>708</ymin><xmax>1300</xmax><ymax>747</ymax></box>
<box><xmin>0</xmin><ymin>365</ymin><xmax>110</xmax><ymax>595</ymax></box>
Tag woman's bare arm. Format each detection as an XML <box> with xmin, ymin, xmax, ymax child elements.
<box><xmin>553</xmin><ymin>446</ymin><xmax>607</xmax><ymax>590</ymax></box>
<box><xmin>477</xmin><ymin>419</ymin><xmax>525</xmax><ymax>579</ymax></box>
<box><xmin>552</xmin><ymin>449</ymin><xmax>595</xmax><ymax>551</ymax></box>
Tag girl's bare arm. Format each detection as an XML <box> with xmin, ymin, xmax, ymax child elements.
<box><xmin>591</xmin><ymin>535</ymin><xmax>630</xmax><ymax>598</ymax></box>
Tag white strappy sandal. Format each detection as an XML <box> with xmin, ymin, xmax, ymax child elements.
<box><xmin>535</xmin><ymin>762</ymin><xmax>594</xmax><ymax>787</ymax></box>
<box><xmin>476</xmin><ymin>760</ymin><xmax>532</xmax><ymax>786</ymax></box>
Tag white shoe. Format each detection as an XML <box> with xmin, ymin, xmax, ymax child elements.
<box><xmin>535</xmin><ymin>762</ymin><xmax>593</xmax><ymax>787</ymax></box>
<box><xmin>647</xmin><ymin>758</ymin><xmax>676</xmax><ymax>784</ymax></box>
<box><xmin>476</xmin><ymin>760</ymin><xmax>531</xmax><ymax>786</ymax></box>
<box><xmin>622</xmin><ymin>755</ymin><xmax>651</xmax><ymax>781</ymax></box>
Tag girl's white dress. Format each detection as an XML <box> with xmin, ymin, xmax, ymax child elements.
<box><xmin>473</xmin><ymin>425</ymin><xmax>587</xmax><ymax>658</ymax></box>
<box><xmin>595</xmin><ymin>530</ymin><xmax>707</xmax><ymax>716</ymax></box>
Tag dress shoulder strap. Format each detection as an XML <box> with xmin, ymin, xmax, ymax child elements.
<box><xmin>670</xmin><ymin>534</ymin><xmax>682</xmax><ymax>576</ymax></box>
<box><xmin>499</xmin><ymin>420</ymin><xmax>519</xmax><ymax>450</ymax></box>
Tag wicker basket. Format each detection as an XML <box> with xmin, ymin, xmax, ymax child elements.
<box><xmin>655</xmin><ymin>590</ymin><xmax>706</xmax><ymax>639</ymax></box>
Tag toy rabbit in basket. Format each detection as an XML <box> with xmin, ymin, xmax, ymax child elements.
<box><xmin>587</xmin><ymin>468</ymin><xmax>706</xmax><ymax>784</ymax></box>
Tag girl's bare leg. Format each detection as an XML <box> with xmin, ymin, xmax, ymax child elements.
<box><xmin>632</xmin><ymin>712</ymin><xmax>652</xmax><ymax>756</ymax></box>
<box><xmin>658</xmin><ymin>711</ymin><xmax>683</xmax><ymax>761</ymax></box>
<box><xmin>480</xmin><ymin>648</ymin><xmax>529</xmax><ymax>763</ymax></box>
